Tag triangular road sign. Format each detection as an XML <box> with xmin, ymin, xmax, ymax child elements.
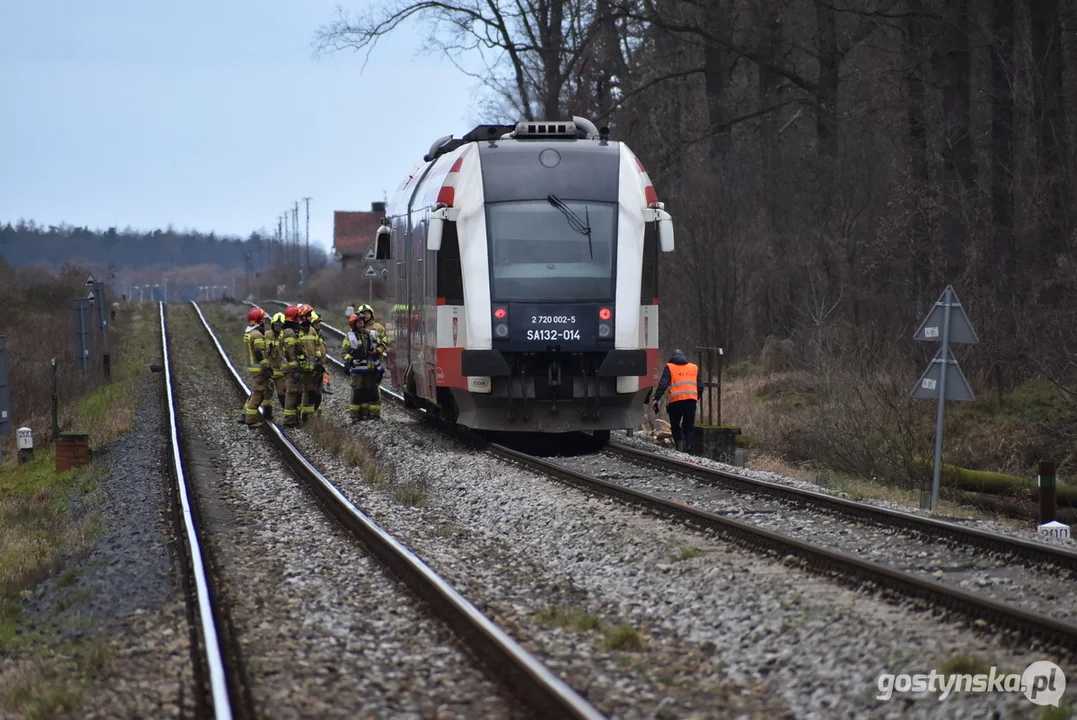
<box><xmin>913</xmin><ymin>285</ymin><xmax>979</xmax><ymax>344</ymax></box>
<box><xmin>911</xmin><ymin>348</ymin><xmax>975</xmax><ymax>401</ymax></box>
<box><xmin>84</xmin><ymin>273</ymin><xmax>97</xmax><ymax>288</ymax></box>
<box><xmin>363</xmin><ymin>264</ymin><xmax>379</xmax><ymax>278</ymax></box>
<box><xmin>363</xmin><ymin>247</ymin><xmax>377</xmax><ymax>262</ymax></box>
<box><xmin>86</xmin><ymin>289</ymin><xmax>95</xmax><ymax>301</ymax></box>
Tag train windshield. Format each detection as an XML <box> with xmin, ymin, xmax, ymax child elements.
<box><xmin>487</xmin><ymin>200</ymin><xmax>616</xmax><ymax>302</ymax></box>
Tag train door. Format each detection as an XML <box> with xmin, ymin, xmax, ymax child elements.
<box><xmin>410</xmin><ymin>211</ymin><xmax>431</xmax><ymax>401</ymax></box>
<box><xmin>422</xmin><ymin>226</ymin><xmax>438</xmax><ymax>402</ymax></box>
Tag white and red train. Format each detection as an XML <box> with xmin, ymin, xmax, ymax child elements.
<box><xmin>374</xmin><ymin>117</ymin><xmax>674</xmax><ymax>440</ymax></box>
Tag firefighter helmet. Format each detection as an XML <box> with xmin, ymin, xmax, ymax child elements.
<box><xmin>358</xmin><ymin>304</ymin><xmax>374</xmax><ymax>317</ymax></box>
<box><xmin>310</xmin><ymin>311</ymin><xmax>320</xmax><ymax>324</ymax></box>
<box><xmin>271</xmin><ymin>312</ymin><xmax>285</xmax><ymax>325</ymax></box>
<box><xmin>348</xmin><ymin>312</ymin><xmax>361</xmax><ymax>327</ymax></box>
<box><xmin>247</xmin><ymin>307</ymin><xmax>267</xmax><ymax>324</ymax></box>
<box><xmin>284</xmin><ymin>305</ymin><xmax>300</xmax><ymax>322</ymax></box>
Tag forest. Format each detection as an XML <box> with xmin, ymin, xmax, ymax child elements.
<box><xmin>318</xmin><ymin>0</ymin><xmax>1077</xmax><ymax>483</ymax></box>
<box><xmin>0</xmin><ymin>220</ymin><xmax>328</xmax><ymax>274</ymax></box>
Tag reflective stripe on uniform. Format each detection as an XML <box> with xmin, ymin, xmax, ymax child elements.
<box><xmin>667</xmin><ymin>362</ymin><xmax>700</xmax><ymax>403</ymax></box>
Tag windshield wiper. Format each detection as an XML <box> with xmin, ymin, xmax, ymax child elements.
<box><xmin>547</xmin><ymin>194</ymin><xmax>593</xmax><ymax>259</ymax></box>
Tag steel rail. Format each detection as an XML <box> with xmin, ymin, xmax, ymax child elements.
<box><xmin>192</xmin><ymin>302</ymin><xmax>604</xmax><ymax>720</ymax></box>
<box><xmin>287</xmin><ymin>299</ymin><xmax>1077</xmax><ymax>572</ymax></box>
<box><xmin>604</xmin><ymin>443</ymin><xmax>1077</xmax><ymax>573</ymax></box>
<box><xmin>300</xmin><ymin>335</ymin><xmax>1077</xmax><ymax>656</ymax></box>
<box><xmin>159</xmin><ymin>302</ymin><xmax>234</xmax><ymax>720</ymax></box>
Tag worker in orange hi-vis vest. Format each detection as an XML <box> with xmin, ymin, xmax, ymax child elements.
<box><xmin>651</xmin><ymin>349</ymin><xmax>704</xmax><ymax>453</ymax></box>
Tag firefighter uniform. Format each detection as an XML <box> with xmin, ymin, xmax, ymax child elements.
<box><xmin>265</xmin><ymin>314</ymin><xmax>287</xmax><ymax>411</ymax></box>
<box><xmin>356</xmin><ymin>304</ymin><xmax>387</xmax><ymax>419</ymax></box>
<box><xmin>243</xmin><ymin>322</ymin><xmax>271</xmax><ymax>428</ymax></box>
<box><xmin>311</xmin><ymin>312</ymin><xmax>331</xmax><ymax>409</ymax></box>
<box><xmin>298</xmin><ymin>325</ymin><xmax>324</xmax><ymax>422</ymax></box>
<box><xmin>343</xmin><ymin>318</ymin><xmax>382</xmax><ymax>421</ymax></box>
<box><xmin>280</xmin><ymin>323</ymin><xmax>302</xmax><ymax>427</ymax></box>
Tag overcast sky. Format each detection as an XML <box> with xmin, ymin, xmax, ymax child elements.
<box><xmin>0</xmin><ymin>0</ymin><xmax>489</xmax><ymax>253</ymax></box>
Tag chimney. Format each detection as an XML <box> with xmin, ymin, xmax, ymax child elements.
<box><xmin>371</xmin><ymin>201</ymin><xmax>386</xmax><ymax>213</ymax></box>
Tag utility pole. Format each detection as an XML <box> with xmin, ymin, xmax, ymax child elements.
<box><xmin>302</xmin><ymin>196</ymin><xmax>312</xmax><ymax>274</ymax></box>
<box><xmin>292</xmin><ymin>201</ymin><xmax>300</xmax><ymax>285</ymax></box>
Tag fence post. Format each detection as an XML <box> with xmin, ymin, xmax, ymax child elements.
<box><xmin>1038</xmin><ymin>460</ymin><xmax>1057</xmax><ymax>525</ymax></box>
<box><xmin>51</xmin><ymin>359</ymin><xmax>60</xmax><ymax>440</ymax></box>
<box><xmin>0</xmin><ymin>335</ymin><xmax>9</xmax><ymax>465</ymax></box>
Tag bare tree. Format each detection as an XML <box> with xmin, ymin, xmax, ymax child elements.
<box><xmin>315</xmin><ymin>0</ymin><xmax>605</xmax><ymax>120</ymax></box>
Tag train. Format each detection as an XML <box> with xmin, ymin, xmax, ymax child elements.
<box><xmin>373</xmin><ymin>116</ymin><xmax>674</xmax><ymax>441</ymax></box>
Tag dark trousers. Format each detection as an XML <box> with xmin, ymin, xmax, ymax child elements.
<box><xmin>667</xmin><ymin>400</ymin><xmax>697</xmax><ymax>450</ymax></box>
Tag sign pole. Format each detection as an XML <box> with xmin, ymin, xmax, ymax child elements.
<box><xmin>929</xmin><ymin>287</ymin><xmax>953</xmax><ymax>511</ymax></box>
<box><xmin>911</xmin><ymin>284</ymin><xmax>978</xmax><ymax>512</ymax></box>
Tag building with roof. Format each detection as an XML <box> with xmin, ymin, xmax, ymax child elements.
<box><xmin>333</xmin><ymin>203</ymin><xmax>385</xmax><ymax>270</ymax></box>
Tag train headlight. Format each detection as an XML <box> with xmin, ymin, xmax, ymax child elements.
<box><xmin>598</xmin><ymin>323</ymin><xmax>611</xmax><ymax>338</ymax></box>
<box><xmin>494</xmin><ymin>323</ymin><xmax>509</xmax><ymax>338</ymax></box>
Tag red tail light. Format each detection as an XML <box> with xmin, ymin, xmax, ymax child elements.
<box><xmin>436</xmin><ymin>185</ymin><xmax>455</xmax><ymax>207</ymax></box>
<box><xmin>494</xmin><ymin>307</ymin><xmax>507</xmax><ymax>319</ymax></box>
<box><xmin>598</xmin><ymin>307</ymin><xmax>612</xmax><ymax>320</ymax></box>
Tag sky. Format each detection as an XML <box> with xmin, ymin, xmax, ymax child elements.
<box><xmin>0</xmin><ymin>1</ymin><xmax>490</xmax><ymax>255</ymax></box>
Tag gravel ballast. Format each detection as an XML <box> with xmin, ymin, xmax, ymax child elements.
<box><xmin>173</xmin><ymin>305</ymin><xmax>517</xmax><ymax>719</ymax></box>
<box><xmin>200</xmin><ymin>304</ymin><xmax>1073</xmax><ymax>718</ymax></box>
<box><xmin>546</xmin><ymin>449</ymin><xmax>1077</xmax><ymax>626</ymax></box>
<box><xmin>614</xmin><ymin>431</ymin><xmax>1077</xmax><ymax>551</ymax></box>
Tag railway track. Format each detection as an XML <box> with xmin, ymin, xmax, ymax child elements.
<box><xmin>278</xmin><ymin>301</ymin><xmax>1077</xmax><ymax>657</ymax></box>
<box><xmin>159</xmin><ymin>303</ymin><xmax>247</xmax><ymax>719</ymax></box>
<box><xmin>604</xmin><ymin>442</ymin><xmax>1077</xmax><ymax>572</ymax></box>
<box><xmin>191</xmin><ymin>301</ymin><xmax>604</xmax><ymax>720</ymax></box>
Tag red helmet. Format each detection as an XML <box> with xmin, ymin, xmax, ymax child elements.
<box><xmin>284</xmin><ymin>305</ymin><xmax>300</xmax><ymax>322</ymax></box>
<box><xmin>248</xmin><ymin>307</ymin><xmax>267</xmax><ymax>324</ymax></box>
<box><xmin>296</xmin><ymin>303</ymin><xmax>314</xmax><ymax>319</ymax></box>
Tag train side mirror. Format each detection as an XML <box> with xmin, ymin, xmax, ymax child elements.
<box><xmin>427</xmin><ymin>206</ymin><xmax>453</xmax><ymax>252</ymax></box>
<box><xmin>427</xmin><ymin>217</ymin><xmax>444</xmax><ymax>252</ymax></box>
<box><xmin>656</xmin><ymin>209</ymin><xmax>674</xmax><ymax>252</ymax></box>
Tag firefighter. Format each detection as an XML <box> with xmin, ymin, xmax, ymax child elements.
<box><xmin>342</xmin><ymin>312</ymin><xmax>373</xmax><ymax>422</ymax></box>
<box><xmin>241</xmin><ymin>307</ymin><xmax>272</xmax><ymax>429</ymax></box>
<box><xmin>311</xmin><ymin>310</ymin><xmax>332</xmax><ymax>398</ymax></box>
<box><xmin>265</xmin><ymin>312</ymin><xmax>287</xmax><ymax>410</ymax></box>
<box><xmin>280</xmin><ymin>305</ymin><xmax>303</xmax><ymax>427</ymax></box>
<box><xmin>296</xmin><ymin>304</ymin><xmax>324</xmax><ymax>423</ymax></box>
<box><xmin>652</xmin><ymin>349</ymin><xmax>704</xmax><ymax>453</ymax></box>
<box><xmin>356</xmin><ymin>303</ymin><xmax>387</xmax><ymax>418</ymax></box>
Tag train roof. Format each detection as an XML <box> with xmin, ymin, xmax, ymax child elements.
<box><xmin>423</xmin><ymin>117</ymin><xmax>615</xmax><ymax>163</ymax></box>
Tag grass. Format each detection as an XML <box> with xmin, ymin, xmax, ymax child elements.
<box><xmin>719</xmin><ymin>366</ymin><xmax>1077</xmax><ymax>503</ymax></box>
<box><xmin>392</xmin><ymin>484</ymin><xmax>428</xmax><ymax>507</ymax></box>
<box><xmin>59</xmin><ymin>305</ymin><xmax>159</xmax><ymax>452</ymax></box>
<box><xmin>534</xmin><ymin>605</ymin><xmax>604</xmax><ymax>632</ymax></box>
<box><xmin>1</xmin><ymin>673</ymin><xmax>82</xmax><ymax>720</ymax></box>
<box><xmin>533</xmin><ymin>605</ymin><xmax>646</xmax><ymax>650</ymax></box>
<box><xmin>0</xmin><ymin>303</ymin><xmax>157</xmax><ymax>717</ymax></box>
<box><xmin>603</xmin><ymin>623</ymin><xmax>645</xmax><ymax>650</ymax></box>
<box><xmin>938</xmin><ymin>652</ymin><xmax>990</xmax><ymax>677</ymax></box>
<box><xmin>668</xmin><ymin>546</ymin><xmax>704</xmax><ymax>562</ymax></box>
<box><xmin>1040</xmin><ymin>699</ymin><xmax>1073</xmax><ymax>720</ymax></box>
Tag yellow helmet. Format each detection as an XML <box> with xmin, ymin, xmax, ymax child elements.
<box><xmin>310</xmin><ymin>311</ymin><xmax>320</xmax><ymax>323</ymax></box>
<box><xmin>271</xmin><ymin>312</ymin><xmax>285</xmax><ymax>325</ymax></box>
<box><xmin>358</xmin><ymin>304</ymin><xmax>374</xmax><ymax>317</ymax></box>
